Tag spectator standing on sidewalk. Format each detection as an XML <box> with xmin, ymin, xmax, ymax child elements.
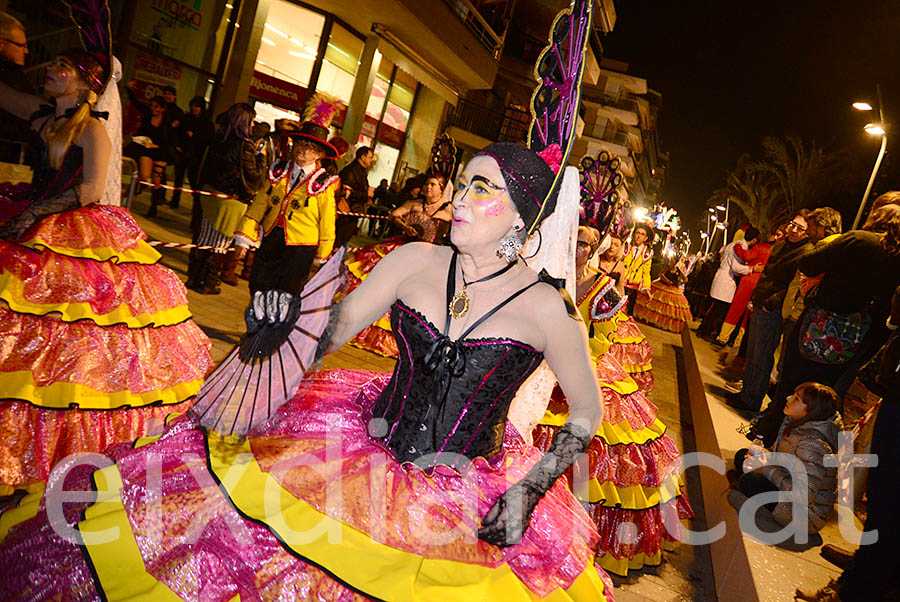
<box><xmin>752</xmin><ymin>205</ymin><xmax>900</xmax><ymax>445</ymax></box>
<box><xmin>161</xmin><ymin>85</ymin><xmax>183</xmax><ymax>129</ymax></box>
<box><xmin>0</xmin><ymin>12</ymin><xmax>32</xmax><ymax>164</ymax></box>
<box><xmin>123</xmin><ymin>82</ymin><xmax>174</xmax><ymax>217</ymax></box>
<box><xmin>699</xmin><ymin>227</ymin><xmax>760</xmax><ymax>339</ymax></box>
<box><xmin>727</xmin><ymin>210</ymin><xmax>812</xmax><ymax>412</ymax></box>
<box><xmin>187</xmin><ymin>103</ymin><xmax>267</xmax><ymax>294</ymax></box>
<box><xmin>622</xmin><ymin>223</ymin><xmax>655</xmax><ymax>315</ymax></box>
<box><xmin>169</xmin><ymin>96</ymin><xmax>213</xmax><ymax>209</ymax></box>
<box><xmin>336</xmin><ymin>146</ymin><xmax>373</xmax><ymax>247</ymax></box>
<box><xmin>796</xmin><ymin>290</ymin><xmax>900</xmax><ymax>602</ymax></box>
<box><xmin>717</xmin><ymin>226</ymin><xmax>782</xmax><ymax>346</ymax></box>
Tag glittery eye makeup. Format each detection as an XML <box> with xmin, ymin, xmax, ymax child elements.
<box><xmin>458</xmin><ymin>175</ymin><xmax>508</xmax><ymax>217</ymax></box>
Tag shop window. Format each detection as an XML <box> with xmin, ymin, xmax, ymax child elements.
<box><xmin>359</xmin><ymin>136</ymin><xmax>400</xmax><ymax>188</ymax></box>
<box><xmin>255</xmin><ymin>0</ymin><xmax>326</xmax><ymax>87</ymax></box>
<box><xmin>317</xmin><ymin>23</ymin><xmax>364</xmax><ymax>104</ymax></box>
<box><xmin>254</xmin><ymin>102</ymin><xmax>301</xmax><ymax>130</ymax></box>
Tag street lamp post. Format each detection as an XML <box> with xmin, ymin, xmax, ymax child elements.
<box><xmin>853</xmin><ymin>85</ymin><xmax>888</xmax><ymax>229</ymax></box>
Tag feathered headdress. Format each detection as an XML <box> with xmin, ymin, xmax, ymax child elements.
<box><xmin>289</xmin><ymin>93</ymin><xmax>340</xmax><ymax>158</ymax></box>
<box><xmin>579</xmin><ymin>150</ymin><xmax>624</xmax><ymax>238</ymax></box>
<box><xmin>429</xmin><ymin>132</ymin><xmax>458</xmax><ymax>182</ymax></box>
<box><xmin>59</xmin><ymin>0</ymin><xmax>112</xmax><ymax>93</ymax></box>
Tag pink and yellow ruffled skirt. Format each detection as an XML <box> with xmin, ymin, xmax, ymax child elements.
<box><xmin>605</xmin><ymin>312</ymin><xmax>654</xmax><ymax>395</ymax></box>
<box><xmin>1</xmin><ymin>370</ymin><xmax>614</xmax><ymax>602</ymax></box>
<box><xmin>532</xmin><ymin>353</ymin><xmax>691</xmax><ymax>577</ymax></box>
<box><xmin>634</xmin><ymin>280</ymin><xmax>693</xmax><ymax>334</ymax></box>
<box><xmin>0</xmin><ymin>198</ymin><xmax>211</xmax><ymax>494</ymax></box>
<box><xmin>343</xmin><ymin>237</ymin><xmax>405</xmax><ymax>358</ymax></box>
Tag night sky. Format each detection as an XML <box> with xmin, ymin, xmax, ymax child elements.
<box><xmin>601</xmin><ymin>0</ymin><xmax>900</xmax><ymax>235</ymax></box>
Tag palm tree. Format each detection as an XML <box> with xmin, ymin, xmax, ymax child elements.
<box><xmin>706</xmin><ymin>154</ymin><xmax>786</xmax><ymax>236</ymax></box>
<box><xmin>755</xmin><ymin>135</ymin><xmax>850</xmax><ymax>211</ymax></box>
<box><xmin>706</xmin><ymin>136</ymin><xmax>852</xmax><ymax>238</ymax></box>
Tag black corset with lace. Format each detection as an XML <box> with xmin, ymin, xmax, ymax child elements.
<box><xmin>368</xmin><ymin>300</ymin><xmax>543</xmax><ymax>468</ymax></box>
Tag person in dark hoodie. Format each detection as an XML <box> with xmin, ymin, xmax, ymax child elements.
<box><xmin>169</xmin><ymin>96</ymin><xmax>214</xmax><ymax>209</ymax></box>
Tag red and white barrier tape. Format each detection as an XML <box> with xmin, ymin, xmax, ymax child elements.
<box><xmin>147</xmin><ymin>240</ymin><xmax>364</xmax><ymax>254</ymax></box>
<box><xmin>138</xmin><ymin>181</ymin><xmax>391</xmax><ymax>219</ymax></box>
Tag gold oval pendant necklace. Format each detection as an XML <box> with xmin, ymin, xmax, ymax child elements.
<box><xmin>449</xmin><ymin>259</ymin><xmax>518</xmax><ymax>319</ymax></box>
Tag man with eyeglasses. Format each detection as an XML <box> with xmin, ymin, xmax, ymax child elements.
<box><xmin>0</xmin><ymin>11</ymin><xmax>32</xmax><ymax>164</ymax></box>
<box><xmin>726</xmin><ymin>210</ymin><xmax>813</xmax><ymax>413</ymax></box>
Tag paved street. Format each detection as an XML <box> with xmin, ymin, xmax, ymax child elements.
<box><xmin>132</xmin><ymin>190</ymin><xmax>713</xmax><ymax>599</ymax></box>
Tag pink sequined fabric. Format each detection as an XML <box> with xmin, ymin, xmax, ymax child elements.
<box><xmin>532</xmin><ymin>352</ymin><xmax>692</xmax><ymax>575</ymax></box>
<box><xmin>253</xmin><ymin>370</ymin><xmax>604</xmax><ymax>597</ymax></box>
<box><xmin>0</xmin><ymin>371</ymin><xmax>615</xmax><ymax>601</ymax></box>
<box><xmin>0</xmin><ymin>202</ymin><xmax>212</xmax><ymax>492</ymax></box>
<box><xmin>607</xmin><ymin>318</ymin><xmax>654</xmax><ymax>395</ymax></box>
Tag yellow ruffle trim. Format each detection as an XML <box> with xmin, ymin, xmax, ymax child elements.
<box><xmin>0</xmin><ymin>481</ymin><xmax>45</xmax><ymax>537</ymax></box>
<box><xmin>346</xmin><ymin>259</ymin><xmax>368</xmax><ymax>281</ymax></box>
<box><xmin>0</xmin><ymin>370</ymin><xmax>203</xmax><ymax>410</ymax></box>
<box><xmin>0</xmin><ymin>270</ymin><xmax>191</xmax><ymax>328</ymax></box>
<box><xmin>208</xmin><ymin>438</ymin><xmax>609</xmax><ymax>602</ymax></box>
<box><xmin>585</xmin><ymin>475</ymin><xmax>682</xmax><ymax>509</ymax></box>
<box><xmin>20</xmin><ymin>238</ymin><xmax>162</xmax><ymax>265</ymax></box>
<box><xmin>618</xmin><ymin>362</ymin><xmax>653</xmax><ymax>374</ymax></box>
<box><xmin>597</xmin><ymin>542</ymin><xmax>677</xmax><ymax>577</ymax></box>
<box><xmin>540</xmin><ymin>411</ymin><xmax>669</xmax><ymax>446</ymax></box>
<box><xmin>79</xmin><ymin>464</ymin><xmax>226</xmax><ymax>602</ymax></box>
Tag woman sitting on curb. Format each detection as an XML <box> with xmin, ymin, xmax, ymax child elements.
<box><xmin>730</xmin><ymin>382</ymin><xmax>841</xmax><ymax>534</ymax></box>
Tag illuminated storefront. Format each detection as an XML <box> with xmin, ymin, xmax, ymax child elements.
<box><xmin>248</xmin><ymin>0</ymin><xmax>418</xmax><ymax>185</ymax></box>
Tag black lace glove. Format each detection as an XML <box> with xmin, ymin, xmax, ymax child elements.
<box><xmin>239</xmin><ymin>289</ymin><xmax>301</xmax><ymax>361</ymax></box>
<box><xmin>0</xmin><ymin>188</ymin><xmax>80</xmax><ymax>241</ymax></box>
<box><xmin>478</xmin><ymin>422</ymin><xmax>592</xmax><ymax>547</ymax></box>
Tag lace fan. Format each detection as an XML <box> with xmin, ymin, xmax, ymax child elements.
<box><xmin>189</xmin><ymin>249</ymin><xmax>345</xmax><ymax>438</ymax></box>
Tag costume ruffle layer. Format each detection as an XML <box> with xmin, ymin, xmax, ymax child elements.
<box><xmin>0</xmin><ymin>399</ymin><xmax>193</xmax><ymax>496</ymax></box>
<box><xmin>634</xmin><ymin>282</ymin><xmax>692</xmax><ymax>334</ymax></box>
<box><xmin>343</xmin><ymin>238</ymin><xmax>405</xmax><ymax>358</ymax></box>
<box><xmin>590</xmin><ymin>497</ymin><xmax>693</xmax><ymax>576</ymax></box>
<box><xmin>0</xmin><ymin>241</ymin><xmax>190</xmax><ymax>327</ymax></box>
<box><xmin>15</xmin><ymin>205</ymin><xmax>161</xmax><ymax>265</ymax></box>
<box><xmin>534</xmin><ymin>353</ymin><xmax>691</xmax><ymax>577</ymax></box>
<box><xmin>0</xmin><ymin>308</ymin><xmax>210</xmax><ymax>409</ymax></box>
<box><xmin>0</xmin><ymin>369</ymin><xmax>614</xmax><ymax>602</ymax></box>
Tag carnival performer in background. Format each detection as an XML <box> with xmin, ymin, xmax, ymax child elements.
<box><xmin>532</xmin><ymin>220</ymin><xmax>691</xmax><ymax>575</ymax></box>
<box><xmin>343</xmin><ymin>139</ymin><xmax>457</xmax><ymax>357</ymax></box>
<box><xmin>0</xmin><ymin>0</ymin><xmax>210</xmax><ymax>496</ymax></box>
<box><xmin>621</xmin><ymin>222</ymin><xmax>654</xmax><ymax>315</ymax></box>
<box><xmin>598</xmin><ymin>232</ymin><xmax>655</xmax><ymax>394</ymax></box>
<box><xmin>187</xmin><ymin>102</ymin><xmax>268</xmax><ymax>294</ymax></box>
<box><xmin>634</xmin><ymin>258</ymin><xmax>693</xmax><ymax>334</ymax></box>
<box><xmin>233</xmin><ymin>94</ymin><xmax>340</xmax><ymax>295</ymax></box>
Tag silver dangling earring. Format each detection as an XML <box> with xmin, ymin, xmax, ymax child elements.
<box><xmin>497</xmin><ymin>227</ymin><xmax>524</xmax><ymax>262</ymax></box>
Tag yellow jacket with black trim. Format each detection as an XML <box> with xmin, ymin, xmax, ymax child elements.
<box><xmin>235</xmin><ymin>162</ymin><xmax>339</xmax><ymax>260</ymax></box>
<box><xmin>622</xmin><ymin>244</ymin><xmax>653</xmax><ymax>291</ymax></box>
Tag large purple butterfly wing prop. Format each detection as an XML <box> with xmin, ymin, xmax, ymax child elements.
<box><xmin>59</xmin><ymin>0</ymin><xmax>111</xmax><ymax>62</ymax></box>
<box><xmin>190</xmin><ymin>249</ymin><xmax>345</xmax><ymax>439</ymax></box>
<box><xmin>526</xmin><ymin>0</ymin><xmax>593</xmax><ymax>228</ymax></box>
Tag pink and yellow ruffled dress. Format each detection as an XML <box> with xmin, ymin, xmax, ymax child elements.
<box><xmin>634</xmin><ymin>278</ymin><xmax>693</xmax><ymax>334</ymax></box>
<box><xmin>0</xmin><ymin>297</ymin><xmax>615</xmax><ymax>601</ymax></box>
<box><xmin>0</xmin><ymin>184</ymin><xmax>212</xmax><ymax>495</ymax></box>
<box><xmin>342</xmin><ymin>236</ymin><xmax>405</xmax><ymax>357</ymax></box>
<box><xmin>532</xmin><ymin>273</ymin><xmax>691</xmax><ymax>576</ymax></box>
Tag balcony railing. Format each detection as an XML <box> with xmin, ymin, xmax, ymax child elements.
<box><xmin>446</xmin><ymin>98</ymin><xmax>529</xmax><ymax>143</ymax></box>
<box><xmin>442</xmin><ymin>0</ymin><xmax>509</xmax><ymax>60</ymax></box>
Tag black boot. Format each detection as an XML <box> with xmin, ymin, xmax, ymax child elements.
<box><xmin>168</xmin><ymin>192</ymin><xmax>180</xmax><ymax>209</ymax></box>
<box><xmin>185</xmin><ymin>248</ymin><xmax>205</xmax><ymax>290</ymax></box>
<box><xmin>147</xmin><ymin>188</ymin><xmax>163</xmax><ymax>217</ymax></box>
<box><xmin>199</xmin><ymin>252</ymin><xmax>222</xmax><ymax>295</ymax></box>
